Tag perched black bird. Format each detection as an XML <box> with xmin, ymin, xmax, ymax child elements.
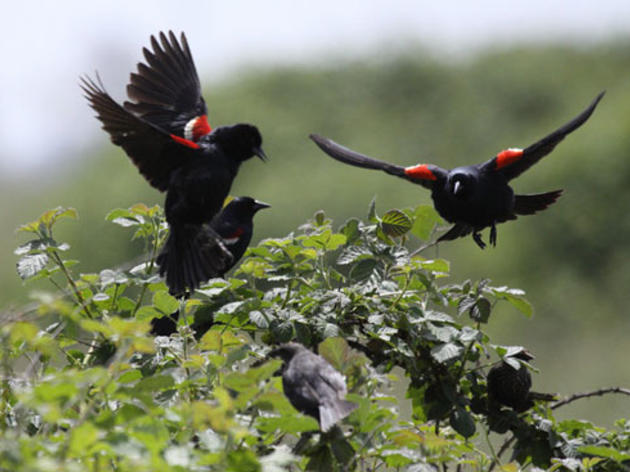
<box><xmin>81</xmin><ymin>31</ymin><xmax>267</xmax><ymax>293</ymax></box>
<box><xmin>270</xmin><ymin>343</ymin><xmax>358</xmax><ymax>432</ymax></box>
<box><xmin>487</xmin><ymin>350</ymin><xmax>555</xmax><ymax>412</ymax></box>
<box><xmin>151</xmin><ymin>197</ymin><xmax>270</xmax><ymax>336</ymax></box>
<box><xmin>310</xmin><ymin>92</ymin><xmax>604</xmax><ymax>248</ymax></box>
<box><xmin>208</xmin><ymin>197</ymin><xmax>271</xmax><ymax>266</ymax></box>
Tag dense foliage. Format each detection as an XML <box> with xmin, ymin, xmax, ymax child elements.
<box><xmin>3</xmin><ymin>203</ymin><xmax>629</xmax><ymax>471</ymax></box>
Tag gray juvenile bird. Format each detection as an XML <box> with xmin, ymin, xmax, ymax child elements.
<box><xmin>270</xmin><ymin>342</ymin><xmax>358</xmax><ymax>432</ymax></box>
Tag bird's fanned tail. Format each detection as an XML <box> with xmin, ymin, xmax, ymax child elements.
<box><xmin>157</xmin><ymin>224</ymin><xmax>232</xmax><ymax>296</ymax></box>
<box><xmin>319</xmin><ymin>399</ymin><xmax>358</xmax><ymax>432</ymax></box>
<box><xmin>437</xmin><ymin>223</ymin><xmax>473</xmax><ymax>243</ymax></box>
<box><xmin>513</xmin><ymin>190</ymin><xmax>563</xmax><ymax>215</ymax></box>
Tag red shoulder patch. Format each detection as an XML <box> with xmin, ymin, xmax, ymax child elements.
<box><xmin>496</xmin><ymin>148</ymin><xmax>523</xmax><ymax>169</ymax></box>
<box><xmin>228</xmin><ymin>227</ymin><xmax>244</xmax><ymax>239</ymax></box>
<box><xmin>170</xmin><ymin>134</ymin><xmax>200</xmax><ymax>149</ymax></box>
<box><xmin>404</xmin><ymin>164</ymin><xmax>437</xmax><ymax>181</ymax></box>
<box><xmin>184</xmin><ymin>115</ymin><xmax>212</xmax><ymax>141</ymax></box>
<box><xmin>224</xmin><ymin>227</ymin><xmax>245</xmax><ymax>245</ymax></box>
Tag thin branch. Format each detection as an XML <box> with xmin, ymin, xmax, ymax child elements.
<box><xmin>488</xmin><ymin>435</ymin><xmax>516</xmax><ymax>472</ymax></box>
<box><xmin>551</xmin><ymin>387</ymin><xmax>630</xmax><ymax>410</ymax></box>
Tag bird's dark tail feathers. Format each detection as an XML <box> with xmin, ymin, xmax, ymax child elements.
<box><xmin>514</xmin><ymin>190</ymin><xmax>563</xmax><ymax>216</ymax></box>
<box><xmin>319</xmin><ymin>399</ymin><xmax>358</xmax><ymax>432</ymax></box>
<box><xmin>437</xmin><ymin>223</ymin><xmax>473</xmax><ymax>243</ymax></box>
<box><xmin>157</xmin><ymin>224</ymin><xmax>232</xmax><ymax>296</ymax></box>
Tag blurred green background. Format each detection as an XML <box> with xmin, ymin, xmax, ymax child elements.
<box><xmin>2</xmin><ymin>43</ymin><xmax>629</xmax><ymax>425</ymax></box>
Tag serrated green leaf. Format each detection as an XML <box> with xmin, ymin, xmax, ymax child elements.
<box><xmin>470</xmin><ymin>297</ymin><xmax>491</xmax><ymax>323</ymax></box>
<box><xmin>350</xmin><ymin>258</ymin><xmax>377</xmax><ymax>281</ymax></box>
<box><xmin>135</xmin><ymin>305</ymin><xmax>162</xmax><ymax>321</ymax></box>
<box><xmin>14</xmin><ymin>239</ymin><xmax>48</xmax><ymax>256</ymax></box>
<box><xmin>450</xmin><ymin>406</ymin><xmax>476</xmax><ymax>438</ymax></box>
<box><xmin>256</xmin><ymin>415</ymin><xmax>319</xmax><ymax>434</ymax></box>
<box><xmin>457</xmin><ymin>296</ymin><xmax>476</xmax><ymax>316</ymax></box>
<box><xmin>430</xmin><ymin>342</ymin><xmax>463</xmax><ymax>363</ymax></box>
<box><xmin>68</xmin><ymin>422</ymin><xmax>100</xmax><ymax>458</ymax></box>
<box><xmin>249</xmin><ymin>310</ymin><xmax>270</xmax><ymax>328</ymax></box>
<box><xmin>367</xmin><ymin>196</ymin><xmax>378</xmax><ymax>222</ymax></box>
<box><xmin>135</xmin><ymin>375</ymin><xmax>175</xmax><ymax>392</ymax></box>
<box><xmin>306</xmin><ymin>445</ymin><xmax>334</xmax><ymax>471</ymax></box>
<box><xmin>418</xmin><ymin>258</ymin><xmax>450</xmax><ymax>273</ymax></box>
<box><xmin>16</xmin><ymin>253</ymin><xmax>49</xmax><ymax>280</ymax></box>
<box><xmin>381</xmin><ymin>209</ymin><xmax>412</xmax><ymax>237</ymax></box>
<box><xmin>578</xmin><ymin>445</ymin><xmax>630</xmax><ymax>462</ymax></box>
<box><xmin>40</xmin><ymin>207</ymin><xmax>78</xmax><ymax>227</ymax></box>
<box><xmin>410</xmin><ymin>204</ymin><xmax>443</xmax><ymax>240</ymax></box>
<box><xmin>490</xmin><ymin>286</ymin><xmax>533</xmax><ymax>317</ymax></box>
<box><xmin>153</xmin><ymin>291</ymin><xmax>179</xmax><ymax>314</ymax></box>
<box><xmin>318</xmin><ymin>337</ymin><xmax>349</xmax><ymax>371</ymax></box>
<box><xmin>340</xmin><ymin>218</ymin><xmax>361</xmax><ymax>244</ymax></box>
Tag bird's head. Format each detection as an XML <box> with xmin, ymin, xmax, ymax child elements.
<box><xmin>447</xmin><ymin>169</ymin><xmax>476</xmax><ymax>200</ymax></box>
<box><xmin>223</xmin><ymin>197</ymin><xmax>271</xmax><ymax>220</ymax></box>
<box><xmin>210</xmin><ymin>123</ymin><xmax>267</xmax><ymax>163</ymax></box>
<box><xmin>268</xmin><ymin>342</ymin><xmax>304</xmax><ymax>363</ymax></box>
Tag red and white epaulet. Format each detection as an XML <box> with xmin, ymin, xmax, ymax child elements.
<box><xmin>184</xmin><ymin>115</ymin><xmax>212</xmax><ymax>141</ymax></box>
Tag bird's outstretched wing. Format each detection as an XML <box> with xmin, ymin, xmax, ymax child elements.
<box><xmin>485</xmin><ymin>91</ymin><xmax>605</xmax><ymax>181</ymax></box>
<box><xmin>309</xmin><ymin>134</ymin><xmax>445</xmax><ymax>189</ymax></box>
<box><xmin>125</xmin><ymin>31</ymin><xmax>211</xmax><ymax>141</ymax></box>
<box><xmin>81</xmin><ymin>75</ymin><xmax>199</xmax><ymax>191</ymax></box>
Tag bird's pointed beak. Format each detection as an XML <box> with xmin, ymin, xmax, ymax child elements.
<box><xmin>254</xmin><ymin>147</ymin><xmax>268</xmax><ymax>162</ymax></box>
<box><xmin>453</xmin><ymin>181</ymin><xmax>462</xmax><ymax>196</ymax></box>
<box><xmin>253</xmin><ymin>200</ymin><xmax>271</xmax><ymax>212</ymax></box>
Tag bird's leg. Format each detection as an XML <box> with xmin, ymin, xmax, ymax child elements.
<box><xmin>473</xmin><ymin>232</ymin><xmax>486</xmax><ymax>249</ymax></box>
<box><xmin>489</xmin><ymin>224</ymin><xmax>497</xmax><ymax>247</ymax></box>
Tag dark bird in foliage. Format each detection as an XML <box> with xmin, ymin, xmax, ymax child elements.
<box><xmin>310</xmin><ymin>92</ymin><xmax>604</xmax><ymax>248</ymax></box>
<box><xmin>270</xmin><ymin>343</ymin><xmax>358</xmax><ymax>432</ymax></box>
<box><xmin>151</xmin><ymin>197</ymin><xmax>270</xmax><ymax>336</ymax></box>
<box><xmin>81</xmin><ymin>31</ymin><xmax>267</xmax><ymax>294</ymax></box>
<box><xmin>487</xmin><ymin>350</ymin><xmax>555</xmax><ymax>412</ymax></box>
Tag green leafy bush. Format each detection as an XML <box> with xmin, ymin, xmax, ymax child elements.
<box><xmin>4</xmin><ymin>202</ymin><xmax>629</xmax><ymax>471</ymax></box>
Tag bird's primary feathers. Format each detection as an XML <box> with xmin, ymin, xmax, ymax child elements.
<box><xmin>310</xmin><ymin>92</ymin><xmax>604</xmax><ymax>249</ymax></box>
<box><xmin>270</xmin><ymin>343</ymin><xmax>358</xmax><ymax>432</ymax></box>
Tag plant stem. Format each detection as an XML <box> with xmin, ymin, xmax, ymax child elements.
<box><xmin>49</xmin><ymin>250</ymin><xmax>94</xmax><ymax>319</ymax></box>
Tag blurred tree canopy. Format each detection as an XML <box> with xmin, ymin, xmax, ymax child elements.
<box><xmin>2</xmin><ymin>42</ymin><xmax>629</xmax><ymax>424</ymax></box>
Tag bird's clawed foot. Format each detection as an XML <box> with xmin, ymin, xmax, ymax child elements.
<box><xmin>473</xmin><ymin>232</ymin><xmax>486</xmax><ymax>249</ymax></box>
<box><xmin>489</xmin><ymin>224</ymin><xmax>497</xmax><ymax>247</ymax></box>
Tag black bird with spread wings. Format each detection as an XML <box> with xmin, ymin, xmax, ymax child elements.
<box><xmin>311</xmin><ymin>92</ymin><xmax>604</xmax><ymax>248</ymax></box>
<box><xmin>81</xmin><ymin>31</ymin><xmax>267</xmax><ymax>293</ymax></box>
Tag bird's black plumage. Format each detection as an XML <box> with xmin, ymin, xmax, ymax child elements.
<box><xmin>150</xmin><ymin>197</ymin><xmax>270</xmax><ymax>336</ymax></box>
<box><xmin>270</xmin><ymin>343</ymin><xmax>358</xmax><ymax>432</ymax></box>
<box><xmin>81</xmin><ymin>31</ymin><xmax>267</xmax><ymax>294</ymax></box>
<box><xmin>310</xmin><ymin>92</ymin><xmax>604</xmax><ymax>248</ymax></box>
<box><xmin>487</xmin><ymin>350</ymin><xmax>555</xmax><ymax>412</ymax></box>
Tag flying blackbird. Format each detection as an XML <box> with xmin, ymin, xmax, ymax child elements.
<box><xmin>310</xmin><ymin>92</ymin><xmax>604</xmax><ymax>248</ymax></box>
<box><xmin>151</xmin><ymin>197</ymin><xmax>270</xmax><ymax>335</ymax></box>
<box><xmin>81</xmin><ymin>31</ymin><xmax>266</xmax><ymax>293</ymax></box>
<box><xmin>487</xmin><ymin>350</ymin><xmax>555</xmax><ymax>412</ymax></box>
<box><xmin>270</xmin><ymin>343</ymin><xmax>358</xmax><ymax>432</ymax></box>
